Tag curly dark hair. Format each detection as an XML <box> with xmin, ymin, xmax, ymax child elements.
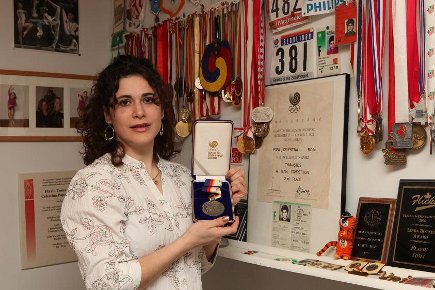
<box><xmin>77</xmin><ymin>55</ymin><xmax>177</xmax><ymax>166</ymax></box>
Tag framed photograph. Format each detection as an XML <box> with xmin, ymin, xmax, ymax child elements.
<box><xmin>248</xmin><ymin>74</ymin><xmax>350</xmax><ymax>255</ymax></box>
<box><xmin>0</xmin><ymin>69</ymin><xmax>94</xmax><ymax>141</ymax></box>
<box><xmin>14</xmin><ymin>0</ymin><xmax>79</xmax><ymax>54</ymax></box>
<box><xmin>352</xmin><ymin>197</ymin><xmax>396</xmax><ymax>263</ymax></box>
<box><xmin>388</xmin><ymin>179</ymin><xmax>435</xmax><ymax>272</ymax></box>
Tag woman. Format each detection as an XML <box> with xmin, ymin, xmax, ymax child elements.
<box><xmin>8</xmin><ymin>86</ymin><xmax>17</xmax><ymax>126</ymax></box>
<box><xmin>61</xmin><ymin>55</ymin><xmax>247</xmax><ymax>290</ymax></box>
<box><xmin>77</xmin><ymin>90</ymin><xmax>87</xmax><ymax>117</ymax></box>
<box><xmin>16</xmin><ymin>2</ymin><xmax>33</xmax><ymax>46</ymax></box>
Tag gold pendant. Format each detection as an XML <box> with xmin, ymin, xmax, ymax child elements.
<box><xmin>360</xmin><ymin>133</ymin><xmax>376</xmax><ymax>155</ymax></box>
<box><xmin>411</xmin><ymin>123</ymin><xmax>426</xmax><ymax>150</ymax></box>
<box><xmin>175</xmin><ymin>121</ymin><xmax>191</xmax><ymax>138</ymax></box>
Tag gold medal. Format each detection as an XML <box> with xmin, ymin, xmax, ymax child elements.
<box><xmin>382</xmin><ymin>140</ymin><xmax>406</xmax><ymax>165</ymax></box>
<box><xmin>252</xmin><ymin>122</ymin><xmax>270</xmax><ymax>138</ymax></box>
<box><xmin>237</xmin><ymin>136</ymin><xmax>246</xmax><ymax>154</ymax></box>
<box><xmin>243</xmin><ymin>135</ymin><xmax>255</xmax><ymax>154</ymax></box>
<box><xmin>412</xmin><ymin>123</ymin><xmax>426</xmax><ymax>150</ymax></box>
<box><xmin>360</xmin><ymin>133</ymin><xmax>375</xmax><ymax>155</ymax></box>
<box><xmin>234</xmin><ymin>77</ymin><xmax>243</xmax><ymax>96</ymax></box>
<box><xmin>175</xmin><ymin>121</ymin><xmax>191</xmax><ymax>138</ymax></box>
<box><xmin>202</xmin><ymin>200</ymin><xmax>225</xmax><ymax>216</ymax></box>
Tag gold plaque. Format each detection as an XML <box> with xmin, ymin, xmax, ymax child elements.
<box><xmin>412</xmin><ymin>123</ymin><xmax>426</xmax><ymax>150</ymax></box>
<box><xmin>360</xmin><ymin>133</ymin><xmax>376</xmax><ymax>155</ymax></box>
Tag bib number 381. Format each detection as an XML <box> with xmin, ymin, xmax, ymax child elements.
<box><xmin>270</xmin><ymin>28</ymin><xmax>315</xmax><ymax>84</ymax></box>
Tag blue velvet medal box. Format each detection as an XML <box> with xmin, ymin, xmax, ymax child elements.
<box><xmin>192</xmin><ymin>121</ymin><xmax>234</xmax><ymax>222</ymax></box>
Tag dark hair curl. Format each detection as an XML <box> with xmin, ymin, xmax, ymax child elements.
<box><xmin>77</xmin><ymin>55</ymin><xmax>177</xmax><ymax>166</ymax></box>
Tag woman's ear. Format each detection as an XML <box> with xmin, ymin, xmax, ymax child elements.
<box><xmin>103</xmin><ymin>108</ymin><xmax>112</xmax><ymax>124</ymax></box>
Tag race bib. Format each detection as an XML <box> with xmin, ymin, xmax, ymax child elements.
<box><xmin>270</xmin><ymin>28</ymin><xmax>315</xmax><ymax>84</ymax></box>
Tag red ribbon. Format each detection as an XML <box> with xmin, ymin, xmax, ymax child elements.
<box><xmin>406</xmin><ymin>0</ymin><xmax>420</xmax><ymax>108</ymax></box>
<box><xmin>156</xmin><ymin>20</ymin><xmax>169</xmax><ymax>84</ymax></box>
<box><xmin>388</xmin><ymin>0</ymin><xmax>395</xmax><ymax>137</ymax></box>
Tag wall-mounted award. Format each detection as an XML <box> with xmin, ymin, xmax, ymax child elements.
<box><xmin>388</xmin><ymin>180</ymin><xmax>435</xmax><ymax>272</ymax></box>
<box><xmin>352</xmin><ymin>197</ymin><xmax>396</xmax><ymax>263</ymax></box>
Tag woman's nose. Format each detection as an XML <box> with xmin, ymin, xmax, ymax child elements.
<box><xmin>132</xmin><ymin>101</ymin><xmax>145</xmax><ymax>117</ymax></box>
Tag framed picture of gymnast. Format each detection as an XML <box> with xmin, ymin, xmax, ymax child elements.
<box><xmin>14</xmin><ymin>0</ymin><xmax>79</xmax><ymax>54</ymax></box>
<box><xmin>0</xmin><ymin>69</ymin><xmax>94</xmax><ymax>141</ymax></box>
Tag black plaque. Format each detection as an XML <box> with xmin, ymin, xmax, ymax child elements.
<box><xmin>352</xmin><ymin>198</ymin><xmax>396</xmax><ymax>263</ymax></box>
<box><xmin>388</xmin><ymin>180</ymin><xmax>435</xmax><ymax>272</ymax></box>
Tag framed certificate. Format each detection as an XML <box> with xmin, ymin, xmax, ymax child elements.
<box><xmin>352</xmin><ymin>197</ymin><xmax>396</xmax><ymax>263</ymax></box>
<box><xmin>388</xmin><ymin>180</ymin><xmax>435</xmax><ymax>272</ymax></box>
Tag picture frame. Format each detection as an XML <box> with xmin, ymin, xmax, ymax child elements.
<box><xmin>352</xmin><ymin>197</ymin><xmax>396</xmax><ymax>263</ymax></box>
<box><xmin>248</xmin><ymin>74</ymin><xmax>350</xmax><ymax>255</ymax></box>
<box><xmin>388</xmin><ymin>179</ymin><xmax>435</xmax><ymax>273</ymax></box>
<box><xmin>0</xmin><ymin>69</ymin><xmax>95</xmax><ymax>141</ymax></box>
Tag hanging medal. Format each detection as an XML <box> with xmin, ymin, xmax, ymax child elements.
<box><xmin>358</xmin><ymin>1</ymin><xmax>375</xmax><ymax>155</ymax></box>
<box><xmin>199</xmin><ymin>14</ymin><xmax>233</xmax><ymax>93</ymax></box>
<box><xmin>390</xmin><ymin>0</ymin><xmax>412</xmax><ymax>150</ymax></box>
<box><xmin>407</xmin><ymin>0</ymin><xmax>427</xmax><ymax>152</ymax></box>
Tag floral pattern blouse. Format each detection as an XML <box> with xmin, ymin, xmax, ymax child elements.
<box><xmin>61</xmin><ymin>154</ymin><xmax>215</xmax><ymax>290</ymax></box>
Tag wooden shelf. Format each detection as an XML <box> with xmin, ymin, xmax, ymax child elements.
<box><xmin>218</xmin><ymin>240</ymin><xmax>434</xmax><ymax>290</ymax></box>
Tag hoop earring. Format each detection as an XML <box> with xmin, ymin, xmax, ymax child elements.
<box><xmin>159</xmin><ymin>124</ymin><xmax>164</xmax><ymax>136</ymax></box>
<box><xmin>104</xmin><ymin>125</ymin><xmax>115</xmax><ymax>141</ymax></box>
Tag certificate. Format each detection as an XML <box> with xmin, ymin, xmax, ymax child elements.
<box><xmin>19</xmin><ymin>171</ymin><xmax>77</xmax><ymax>269</ymax></box>
<box><xmin>388</xmin><ymin>180</ymin><xmax>435</xmax><ymax>272</ymax></box>
<box><xmin>258</xmin><ymin>78</ymin><xmax>334</xmax><ymax>208</ymax></box>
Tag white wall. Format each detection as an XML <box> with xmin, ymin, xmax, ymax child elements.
<box><xmin>0</xmin><ymin>1</ymin><xmax>112</xmax><ymax>289</ymax></box>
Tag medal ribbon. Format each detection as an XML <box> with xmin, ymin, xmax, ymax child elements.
<box><xmin>393</xmin><ymin>0</ymin><xmax>409</xmax><ymax>122</ymax></box>
<box><xmin>194</xmin><ymin>14</ymin><xmax>200</xmax><ymax>120</ymax></box>
<box><xmin>426</xmin><ymin>0</ymin><xmax>435</xmax><ymax>125</ymax></box>
<box><xmin>407</xmin><ymin>0</ymin><xmax>422</xmax><ymax>109</ymax></box>
<box><xmin>242</xmin><ymin>0</ymin><xmax>250</xmax><ymax>134</ymax></box>
<box><xmin>156</xmin><ymin>20</ymin><xmax>169</xmax><ymax>84</ymax></box>
<box><xmin>388</xmin><ymin>0</ymin><xmax>396</xmax><ymax>137</ymax></box>
<box><xmin>367</xmin><ymin>0</ymin><xmax>385</xmax><ymax>119</ymax></box>
<box><xmin>355</xmin><ymin>0</ymin><xmax>363</xmax><ymax>132</ymax></box>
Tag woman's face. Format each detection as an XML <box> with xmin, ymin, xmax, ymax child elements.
<box><xmin>104</xmin><ymin>75</ymin><xmax>163</xmax><ymax>158</ymax></box>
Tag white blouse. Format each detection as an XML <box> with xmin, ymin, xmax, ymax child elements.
<box><xmin>61</xmin><ymin>154</ymin><xmax>214</xmax><ymax>290</ymax></box>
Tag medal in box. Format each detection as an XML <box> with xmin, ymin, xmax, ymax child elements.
<box><xmin>192</xmin><ymin>121</ymin><xmax>234</xmax><ymax>222</ymax></box>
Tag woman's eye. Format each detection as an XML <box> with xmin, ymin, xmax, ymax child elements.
<box><xmin>142</xmin><ymin>97</ymin><xmax>154</xmax><ymax>104</ymax></box>
<box><xmin>118</xmin><ymin>99</ymin><xmax>131</xmax><ymax>106</ymax></box>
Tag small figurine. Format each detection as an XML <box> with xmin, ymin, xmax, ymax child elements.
<box><xmin>316</xmin><ymin>211</ymin><xmax>356</xmax><ymax>260</ymax></box>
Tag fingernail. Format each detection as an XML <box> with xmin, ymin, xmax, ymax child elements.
<box><xmin>222</xmin><ymin>216</ymin><xmax>229</xmax><ymax>221</ymax></box>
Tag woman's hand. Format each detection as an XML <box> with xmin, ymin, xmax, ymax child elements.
<box><xmin>226</xmin><ymin>167</ymin><xmax>247</xmax><ymax>206</ymax></box>
<box><xmin>182</xmin><ymin>216</ymin><xmax>239</xmax><ymax>248</ymax></box>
